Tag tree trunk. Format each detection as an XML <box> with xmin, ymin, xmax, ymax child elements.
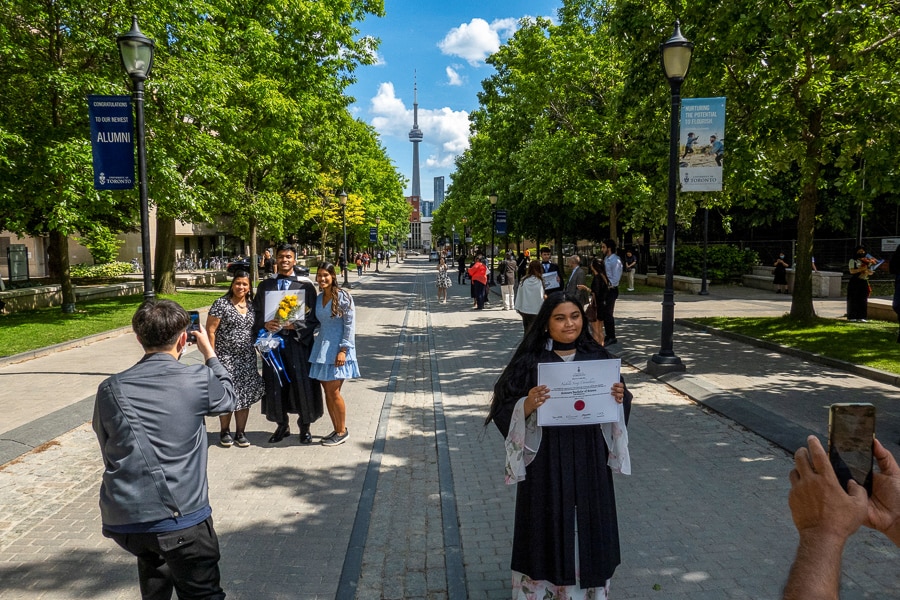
<box><xmin>154</xmin><ymin>216</ymin><xmax>176</xmax><ymax>294</ymax></box>
<box><xmin>248</xmin><ymin>217</ymin><xmax>258</xmax><ymax>288</ymax></box>
<box><xmin>48</xmin><ymin>230</ymin><xmax>76</xmax><ymax>313</ymax></box>
<box><xmin>789</xmin><ymin>114</ymin><xmax>822</xmax><ymax>321</ymax></box>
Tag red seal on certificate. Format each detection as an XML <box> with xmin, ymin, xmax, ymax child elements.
<box><xmin>574</xmin><ymin>400</ymin><xmax>586</xmax><ymax>411</ymax></box>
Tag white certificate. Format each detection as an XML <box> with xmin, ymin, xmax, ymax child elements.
<box><xmin>264</xmin><ymin>289</ymin><xmax>306</xmax><ymax>322</ymax></box>
<box><xmin>536</xmin><ymin>359</ymin><xmax>621</xmax><ymax>426</ymax></box>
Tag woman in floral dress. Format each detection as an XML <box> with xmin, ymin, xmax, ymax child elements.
<box><xmin>486</xmin><ymin>292</ymin><xmax>632</xmax><ymax>599</ymax></box>
<box><xmin>436</xmin><ymin>256</ymin><xmax>452</xmax><ymax>303</ymax></box>
<box><xmin>206</xmin><ymin>271</ymin><xmax>264</xmax><ymax>447</ymax></box>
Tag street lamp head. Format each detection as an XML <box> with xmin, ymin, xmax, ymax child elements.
<box><xmin>338</xmin><ymin>190</ymin><xmax>348</xmax><ymax>206</ymax></box>
<box><xmin>117</xmin><ymin>15</ymin><xmax>155</xmax><ymax>82</ymax></box>
<box><xmin>375</xmin><ymin>216</ymin><xmax>381</xmax><ymax>225</ymax></box>
<box><xmin>660</xmin><ymin>20</ymin><xmax>693</xmax><ymax>83</ymax></box>
<box><xmin>489</xmin><ymin>193</ymin><xmax>498</xmax><ymax>206</ymax></box>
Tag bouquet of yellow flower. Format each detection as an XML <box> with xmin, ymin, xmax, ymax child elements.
<box><xmin>276</xmin><ymin>293</ymin><xmax>304</xmax><ymax>324</ymax></box>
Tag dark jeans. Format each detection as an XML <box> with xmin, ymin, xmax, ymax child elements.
<box><xmin>458</xmin><ymin>270</ymin><xmax>466</xmax><ymax>284</ymax></box>
<box><xmin>473</xmin><ymin>281</ymin><xmax>486</xmax><ymax>309</ymax></box>
<box><xmin>603</xmin><ymin>286</ymin><xmax>619</xmax><ymax>340</ymax></box>
<box><xmin>106</xmin><ymin>517</ymin><xmax>225</xmax><ymax>600</ymax></box>
<box><xmin>521</xmin><ymin>312</ymin><xmax>537</xmax><ymax>333</ymax></box>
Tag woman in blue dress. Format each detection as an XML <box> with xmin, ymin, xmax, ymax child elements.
<box><xmin>310</xmin><ymin>262</ymin><xmax>360</xmax><ymax>446</ymax></box>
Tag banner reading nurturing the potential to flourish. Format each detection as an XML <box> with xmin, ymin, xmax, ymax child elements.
<box><xmin>88</xmin><ymin>95</ymin><xmax>134</xmax><ymax>190</ymax></box>
<box><xmin>679</xmin><ymin>97</ymin><xmax>725</xmax><ymax>192</ymax></box>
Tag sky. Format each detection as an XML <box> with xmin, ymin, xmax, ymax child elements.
<box><xmin>346</xmin><ymin>0</ymin><xmax>562</xmax><ymax>201</ymax></box>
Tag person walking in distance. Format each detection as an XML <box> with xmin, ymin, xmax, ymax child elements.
<box><xmin>601</xmin><ymin>239</ymin><xmax>622</xmax><ymax>346</ymax></box>
<box><xmin>500</xmin><ymin>252</ymin><xmax>517</xmax><ymax>310</ymax></box>
<box><xmin>93</xmin><ymin>300</ymin><xmax>235</xmax><ymax>599</ymax></box>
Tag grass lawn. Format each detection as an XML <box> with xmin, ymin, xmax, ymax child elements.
<box><xmin>0</xmin><ymin>291</ymin><xmax>224</xmax><ymax>358</ymax></box>
<box><xmin>690</xmin><ymin>316</ymin><xmax>900</xmax><ymax>375</ymax></box>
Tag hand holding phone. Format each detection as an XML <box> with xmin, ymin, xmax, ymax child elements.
<box><xmin>828</xmin><ymin>403</ymin><xmax>875</xmax><ymax>495</ymax></box>
<box><xmin>187</xmin><ymin>311</ymin><xmax>201</xmax><ymax>343</ymax></box>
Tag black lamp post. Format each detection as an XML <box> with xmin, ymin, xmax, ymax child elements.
<box><xmin>339</xmin><ymin>190</ymin><xmax>349</xmax><ymax>287</ymax></box>
<box><xmin>374</xmin><ymin>216</ymin><xmax>381</xmax><ymax>273</ymax></box>
<box><xmin>117</xmin><ymin>15</ymin><xmax>155</xmax><ymax>301</ymax></box>
<box><xmin>462</xmin><ymin>216</ymin><xmax>469</xmax><ymax>258</ymax></box>
<box><xmin>489</xmin><ymin>194</ymin><xmax>498</xmax><ymax>285</ymax></box>
<box><xmin>699</xmin><ymin>206</ymin><xmax>709</xmax><ymax>295</ymax></box>
<box><xmin>648</xmin><ymin>20</ymin><xmax>692</xmax><ymax>375</ymax></box>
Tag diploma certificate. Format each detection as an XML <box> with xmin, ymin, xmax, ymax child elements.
<box><xmin>264</xmin><ymin>289</ymin><xmax>306</xmax><ymax>323</ymax></box>
<box><xmin>536</xmin><ymin>359</ymin><xmax>621</xmax><ymax>426</ymax></box>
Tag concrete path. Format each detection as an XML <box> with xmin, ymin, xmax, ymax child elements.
<box><xmin>0</xmin><ymin>260</ymin><xmax>898</xmax><ymax>599</ymax></box>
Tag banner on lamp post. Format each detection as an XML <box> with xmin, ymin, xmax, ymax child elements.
<box><xmin>87</xmin><ymin>95</ymin><xmax>134</xmax><ymax>190</ymax></box>
<box><xmin>494</xmin><ymin>210</ymin><xmax>507</xmax><ymax>235</ymax></box>
<box><xmin>679</xmin><ymin>97</ymin><xmax>725</xmax><ymax>192</ymax></box>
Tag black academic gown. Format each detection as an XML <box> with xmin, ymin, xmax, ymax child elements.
<box><xmin>493</xmin><ymin>346</ymin><xmax>632</xmax><ymax>588</ymax></box>
<box><xmin>253</xmin><ymin>275</ymin><xmax>323</xmax><ymax>426</ymax></box>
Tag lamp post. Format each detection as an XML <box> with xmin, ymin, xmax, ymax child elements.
<box><xmin>489</xmin><ymin>194</ymin><xmax>498</xmax><ymax>286</ymax></box>
<box><xmin>374</xmin><ymin>216</ymin><xmax>381</xmax><ymax>273</ymax></box>
<box><xmin>699</xmin><ymin>206</ymin><xmax>709</xmax><ymax>295</ymax></box>
<box><xmin>462</xmin><ymin>216</ymin><xmax>469</xmax><ymax>259</ymax></box>
<box><xmin>648</xmin><ymin>20</ymin><xmax>692</xmax><ymax>375</ymax></box>
<box><xmin>117</xmin><ymin>15</ymin><xmax>155</xmax><ymax>301</ymax></box>
<box><xmin>339</xmin><ymin>190</ymin><xmax>348</xmax><ymax>287</ymax></box>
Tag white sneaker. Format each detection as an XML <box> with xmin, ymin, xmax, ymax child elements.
<box><xmin>627</xmin><ymin>288</ymin><xmax>634</xmax><ymax>291</ymax></box>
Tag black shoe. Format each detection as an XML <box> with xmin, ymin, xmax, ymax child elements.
<box><xmin>233</xmin><ymin>432</ymin><xmax>250</xmax><ymax>448</ymax></box>
<box><xmin>604</xmin><ymin>337</ymin><xmax>618</xmax><ymax>347</ymax></box>
<box><xmin>299</xmin><ymin>423</ymin><xmax>312</xmax><ymax>444</ymax></box>
<box><xmin>219</xmin><ymin>430</ymin><xmax>234</xmax><ymax>448</ymax></box>
<box><xmin>268</xmin><ymin>424</ymin><xmax>290</xmax><ymax>444</ymax></box>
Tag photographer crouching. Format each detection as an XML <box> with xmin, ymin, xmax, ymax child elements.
<box><xmin>93</xmin><ymin>300</ymin><xmax>236</xmax><ymax>599</ymax></box>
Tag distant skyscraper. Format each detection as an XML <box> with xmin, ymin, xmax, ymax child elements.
<box><xmin>408</xmin><ymin>78</ymin><xmax>423</xmax><ymax>199</ymax></box>
<box><xmin>433</xmin><ymin>176</ymin><xmax>445</xmax><ymax>212</ymax></box>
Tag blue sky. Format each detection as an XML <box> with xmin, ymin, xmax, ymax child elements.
<box><xmin>347</xmin><ymin>0</ymin><xmax>562</xmax><ymax>200</ymax></box>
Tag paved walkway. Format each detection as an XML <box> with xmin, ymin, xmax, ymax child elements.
<box><xmin>1</xmin><ymin>261</ymin><xmax>899</xmax><ymax>599</ymax></box>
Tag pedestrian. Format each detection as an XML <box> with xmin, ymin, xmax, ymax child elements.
<box><xmin>468</xmin><ymin>254</ymin><xmax>488</xmax><ymax>310</ymax></box>
<box><xmin>539</xmin><ymin>247</ymin><xmax>562</xmax><ymax>293</ymax></box>
<box><xmin>500</xmin><ymin>252</ymin><xmax>517</xmax><ymax>310</ymax></box>
<box><xmin>356</xmin><ymin>254</ymin><xmax>363</xmax><ymax>277</ymax></box>
<box><xmin>207</xmin><ymin>270</ymin><xmax>265</xmax><ymax>448</ymax></box>
<box><xmin>436</xmin><ymin>256</ymin><xmax>452</xmax><ymax>303</ymax></box>
<box><xmin>258</xmin><ymin>248</ymin><xmax>275</xmax><ymax>279</ymax></box>
<box><xmin>485</xmin><ymin>293</ymin><xmax>631</xmax><ymax>599</ymax></box>
<box><xmin>93</xmin><ymin>300</ymin><xmax>235</xmax><ymax>599</ymax></box>
<box><xmin>578</xmin><ymin>257</ymin><xmax>608</xmax><ymax>345</ymax></box>
<box><xmin>254</xmin><ymin>243</ymin><xmax>323</xmax><ymax>444</ymax></box>
<box><xmin>513</xmin><ymin>260</ymin><xmax>544</xmax><ymax>332</ymax></box>
<box><xmin>601</xmin><ymin>239</ymin><xmax>622</xmax><ymax>346</ymax></box>
<box><xmin>773</xmin><ymin>250</ymin><xmax>790</xmax><ymax>294</ymax></box>
<box><xmin>310</xmin><ymin>262</ymin><xmax>360</xmax><ymax>446</ymax></box>
<box><xmin>564</xmin><ymin>255</ymin><xmax>589</xmax><ymax>307</ymax></box>
<box><xmin>515</xmin><ymin>251</ymin><xmax>528</xmax><ymax>289</ymax></box>
<box><xmin>457</xmin><ymin>253</ymin><xmax>467</xmax><ymax>285</ymax></box>
<box><xmin>847</xmin><ymin>244</ymin><xmax>873</xmax><ymax>322</ymax></box>
<box><xmin>623</xmin><ymin>248</ymin><xmax>637</xmax><ymax>292</ymax></box>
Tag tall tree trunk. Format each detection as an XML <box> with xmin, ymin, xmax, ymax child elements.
<box><xmin>248</xmin><ymin>217</ymin><xmax>258</xmax><ymax>288</ymax></box>
<box><xmin>154</xmin><ymin>216</ymin><xmax>176</xmax><ymax>294</ymax></box>
<box><xmin>48</xmin><ymin>230</ymin><xmax>76</xmax><ymax>312</ymax></box>
<box><xmin>790</xmin><ymin>113</ymin><xmax>822</xmax><ymax>321</ymax></box>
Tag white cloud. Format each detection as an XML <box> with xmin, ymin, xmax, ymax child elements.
<box><xmin>445</xmin><ymin>66</ymin><xmax>463</xmax><ymax>86</ymax></box>
<box><xmin>438</xmin><ymin>18</ymin><xmax>518</xmax><ymax>66</ymax></box>
<box><xmin>369</xmin><ymin>82</ymin><xmax>470</xmax><ymax>167</ymax></box>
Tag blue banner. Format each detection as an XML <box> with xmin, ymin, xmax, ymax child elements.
<box><xmin>679</xmin><ymin>97</ymin><xmax>725</xmax><ymax>192</ymax></box>
<box><xmin>495</xmin><ymin>210</ymin><xmax>508</xmax><ymax>235</ymax></box>
<box><xmin>369</xmin><ymin>227</ymin><xmax>378</xmax><ymax>243</ymax></box>
<box><xmin>88</xmin><ymin>95</ymin><xmax>134</xmax><ymax>190</ymax></box>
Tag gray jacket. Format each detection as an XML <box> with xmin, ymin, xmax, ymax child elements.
<box><xmin>93</xmin><ymin>353</ymin><xmax>235</xmax><ymax>527</ymax></box>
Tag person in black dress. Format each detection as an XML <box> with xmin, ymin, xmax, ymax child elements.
<box><xmin>773</xmin><ymin>251</ymin><xmax>790</xmax><ymax>294</ymax></box>
<box><xmin>486</xmin><ymin>292</ymin><xmax>632</xmax><ymax>598</ymax></box>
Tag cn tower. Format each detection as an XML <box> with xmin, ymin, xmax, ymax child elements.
<box><xmin>408</xmin><ymin>79</ymin><xmax>424</xmax><ymax>198</ymax></box>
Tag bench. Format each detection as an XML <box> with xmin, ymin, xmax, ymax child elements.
<box><xmin>645</xmin><ymin>273</ymin><xmax>704</xmax><ymax>294</ymax></box>
<box><xmin>867</xmin><ymin>298</ymin><xmax>898</xmax><ymax>322</ymax></box>
<box><xmin>0</xmin><ymin>281</ymin><xmax>146</xmax><ymax>313</ymax></box>
<box><xmin>741</xmin><ymin>267</ymin><xmax>842</xmax><ymax>298</ymax></box>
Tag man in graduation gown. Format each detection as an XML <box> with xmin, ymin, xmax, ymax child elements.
<box><xmin>253</xmin><ymin>243</ymin><xmax>323</xmax><ymax>444</ymax></box>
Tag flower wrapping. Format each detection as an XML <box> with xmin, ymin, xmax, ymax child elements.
<box><xmin>255</xmin><ymin>329</ymin><xmax>291</xmax><ymax>387</ymax></box>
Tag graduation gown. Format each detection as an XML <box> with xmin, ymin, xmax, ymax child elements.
<box><xmin>493</xmin><ymin>347</ymin><xmax>632</xmax><ymax>588</ymax></box>
<box><xmin>253</xmin><ymin>276</ymin><xmax>323</xmax><ymax>425</ymax></box>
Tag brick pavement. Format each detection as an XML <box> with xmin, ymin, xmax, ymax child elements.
<box><xmin>1</xmin><ymin>262</ymin><xmax>899</xmax><ymax>599</ymax></box>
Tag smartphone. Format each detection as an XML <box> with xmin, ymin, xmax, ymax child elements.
<box><xmin>187</xmin><ymin>310</ymin><xmax>201</xmax><ymax>343</ymax></box>
<box><xmin>828</xmin><ymin>403</ymin><xmax>875</xmax><ymax>495</ymax></box>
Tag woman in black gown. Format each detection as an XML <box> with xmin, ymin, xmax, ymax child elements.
<box><xmin>486</xmin><ymin>292</ymin><xmax>632</xmax><ymax>598</ymax></box>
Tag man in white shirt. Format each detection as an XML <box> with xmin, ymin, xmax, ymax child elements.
<box><xmin>602</xmin><ymin>239</ymin><xmax>622</xmax><ymax>346</ymax></box>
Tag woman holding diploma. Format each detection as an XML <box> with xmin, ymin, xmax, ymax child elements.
<box><xmin>486</xmin><ymin>292</ymin><xmax>631</xmax><ymax>599</ymax></box>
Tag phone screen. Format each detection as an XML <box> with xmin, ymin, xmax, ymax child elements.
<box><xmin>187</xmin><ymin>311</ymin><xmax>200</xmax><ymax>342</ymax></box>
<box><xmin>828</xmin><ymin>403</ymin><xmax>875</xmax><ymax>495</ymax></box>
